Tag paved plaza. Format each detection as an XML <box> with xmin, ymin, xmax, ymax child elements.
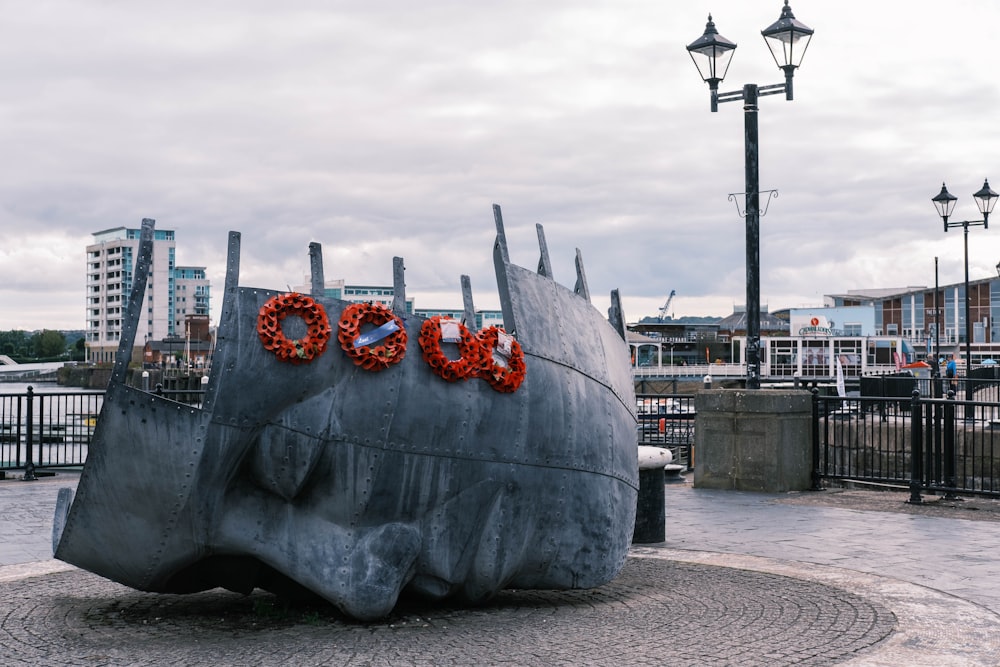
<box><xmin>1</xmin><ymin>470</ymin><xmax>999</xmax><ymax>665</ymax></box>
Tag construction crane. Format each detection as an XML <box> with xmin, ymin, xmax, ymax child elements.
<box><xmin>657</xmin><ymin>290</ymin><xmax>676</xmax><ymax>322</ymax></box>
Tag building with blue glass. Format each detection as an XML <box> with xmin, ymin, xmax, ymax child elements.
<box><xmin>85</xmin><ymin>227</ymin><xmax>210</xmax><ymax>365</ymax></box>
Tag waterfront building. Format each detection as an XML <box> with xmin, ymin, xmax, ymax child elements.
<box><xmin>173</xmin><ymin>267</ymin><xmax>211</xmax><ymax>333</ymax></box>
<box><xmin>85</xmin><ymin>227</ymin><xmax>210</xmax><ymax>365</ymax></box>
<box><xmin>782</xmin><ymin>306</ymin><xmax>877</xmax><ymax>337</ymax></box>
<box><xmin>826</xmin><ymin>277</ymin><xmax>1000</xmax><ymax>364</ymax></box>
<box><xmin>296</xmin><ymin>278</ymin><xmax>504</xmax><ymax>330</ymax></box>
<box><xmin>716</xmin><ymin>305</ymin><xmax>789</xmax><ymax>339</ymax></box>
<box><xmin>628</xmin><ymin>306</ymin><xmax>793</xmax><ymax>369</ymax></box>
<box><xmin>413</xmin><ymin>309</ymin><xmax>505</xmax><ymax>331</ymax></box>
<box><xmin>294</xmin><ymin>278</ymin><xmax>415</xmax><ymax>314</ymax></box>
<box><xmin>627</xmin><ymin>316</ymin><xmax>723</xmax><ymax>368</ymax></box>
<box><xmin>629</xmin><ymin>273</ymin><xmax>1000</xmax><ymax>382</ymax></box>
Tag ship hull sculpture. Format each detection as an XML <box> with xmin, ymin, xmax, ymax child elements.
<box><xmin>53</xmin><ymin>206</ymin><xmax>638</xmax><ymax>620</ymax></box>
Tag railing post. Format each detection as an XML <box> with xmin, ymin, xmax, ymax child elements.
<box><xmin>23</xmin><ymin>386</ymin><xmax>36</xmax><ymax>482</ymax></box>
<box><xmin>943</xmin><ymin>388</ymin><xmax>959</xmax><ymax>500</ymax></box>
<box><xmin>924</xmin><ymin>392</ymin><xmax>935</xmax><ymax>490</ymax></box>
<box><xmin>811</xmin><ymin>388</ymin><xmax>822</xmax><ymax>491</ymax></box>
<box><xmin>878</xmin><ymin>373</ymin><xmax>887</xmax><ymax>422</ymax></box>
<box><xmin>932</xmin><ymin>386</ymin><xmax>943</xmax><ymax>486</ymax></box>
<box><xmin>907</xmin><ymin>389</ymin><xmax>923</xmax><ymax>504</ymax></box>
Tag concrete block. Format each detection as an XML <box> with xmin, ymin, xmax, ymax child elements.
<box><xmin>694</xmin><ymin>389</ymin><xmax>812</xmax><ymax>492</ymax></box>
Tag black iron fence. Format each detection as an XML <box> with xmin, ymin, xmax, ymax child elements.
<box><xmin>636</xmin><ymin>394</ymin><xmax>695</xmax><ymax>469</ymax></box>
<box><xmin>861</xmin><ymin>370</ymin><xmax>1000</xmax><ymax>405</ymax></box>
<box><xmin>812</xmin><ymin>389</ymin><xmax>1000</xmax><ymax>501</ymax></box>
<box><xmin>1</xmin><ymin>385</ymin><xmax>206</xmax><ymax>476</ymax></box>
<box><xmin>0</xmin><ymin>386</ymin><xmax>104</xmax><ymax>476</ymax></box>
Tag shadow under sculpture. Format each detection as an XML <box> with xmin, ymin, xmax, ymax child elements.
<box><xmin>53</xmin><ymin>208</ymin><xmax>638</xmax><ymax>621</ymax></box>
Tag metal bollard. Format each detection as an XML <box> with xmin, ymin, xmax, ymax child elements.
<box><xmin>633</xmin><ymin>446</ymin><xmax>671</xmax><ymax>543</ymax></box>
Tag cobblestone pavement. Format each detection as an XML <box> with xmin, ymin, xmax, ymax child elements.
<box><xmin>0</xmin><ymin>557</ymin><xmax>900</xmax><ymax>666</ymax></box>
<box><xmin>1</xmin><ymin>470</ymin><xmax>999</xmax><ymax>665</ymax></box>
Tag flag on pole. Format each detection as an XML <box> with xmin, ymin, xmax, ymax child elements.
<box><xmin>836</xmin><ymin>357</ymin><xmax>846</xmax><ymax>398</ymax></box>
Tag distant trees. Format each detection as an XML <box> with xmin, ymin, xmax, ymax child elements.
<box><xmin>0</xmin><ymin>329</ymin><xmax>72</xmax><ymax>362</ymax></box>
<box><xmin>34</xmin><ymin>330</ymin><xmax>66</xmax><ymax>358</ymax></box>
<box><xmin>0</xmin><ymin>330</ymin><xmax>31</xmax><ymax>358</ymax></box>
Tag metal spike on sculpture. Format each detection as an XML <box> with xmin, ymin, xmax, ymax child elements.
<box><xmin>53</xmin><ymin>207</ymin><xmax>639</xmax><ymax>621</ymax></box>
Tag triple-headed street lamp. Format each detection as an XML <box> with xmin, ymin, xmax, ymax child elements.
<box><xmin>686</xmin><ymin>1</ymin><xmax>814</xmax><ymax>389</ymax></box>
<box><xmin>932</xmin><ymin>179</ymin><xmax>998</xmax><ymax>404</ymax></box>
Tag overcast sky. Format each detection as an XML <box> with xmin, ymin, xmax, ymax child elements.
<box><xmin>3</xmin><ymin>1</ymin><xmax>1000</xmax><ymax>331</ymax></box>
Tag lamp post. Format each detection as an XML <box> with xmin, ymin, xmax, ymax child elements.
<box><xmin>687</xmin><ymin>1</ymin><xmax>813</xmax><ymax>389</ymax></box>
<box><xmin>935</xmin><ymin>256</ymin><xmax>940</xmax><ymax>394</ymax></box>
<box><xmin>932</xmin><ymin>179</ymin><xmax>998</xmax><ymax>409</ymax></box>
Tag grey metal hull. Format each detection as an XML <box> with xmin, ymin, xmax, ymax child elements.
<box><xmin>54</xmin><ymin>209</ymin><xmax>638</xmax><ymax>620</ymax></box>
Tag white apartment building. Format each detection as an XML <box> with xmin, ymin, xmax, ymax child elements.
<box><xmin>85</xmin><ymin>227</ymin><xmax>210</xmax><ymax>365</ymax></box>
<box><xmin>173</xmin><ymin>266</ymin><xmax>211</xmax><ymax>332</ymax></box>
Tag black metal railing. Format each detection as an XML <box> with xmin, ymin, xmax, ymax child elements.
<box><xmin>812</xmin><ymin>388</ymin><xmax>1000</xmax><ymax>500</ymax></box>
<box><xmin>1</xmin><ymin>385</ymin><xmax>206</xmax><ymax>475</ymax></box>
<box><xmin>862</xmin><ymin>370</ymin><xmax>1000</xmax><ymax>406</ymax></box>
<box><xmin>0</xmin><ymin>387</ymin><xmax>104</xmax><ymax>476</ymax></box>
<box><xmin>636</xmin><ymin>394</ymin><xmax>696</xmax><ymax>469</ymax></box>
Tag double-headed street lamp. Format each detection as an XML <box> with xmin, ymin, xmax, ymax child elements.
<box><xmin>687</xmin><ymin>1</ymin><xmax>813</xmax><ymax>389</ymax></box>
<box><xmin>932</xmin><ymin>179</ymin><xmax>999</xmax><ymax>404</ymax></box>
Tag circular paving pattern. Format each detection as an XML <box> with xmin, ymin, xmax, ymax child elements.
<box><xmin>0</xmin><ymin>557</ymin><xmax>895</xmax><ymax>667</ymax></box>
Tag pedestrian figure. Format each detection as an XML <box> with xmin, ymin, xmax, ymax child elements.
<box><xmin>946</xmin><ymin>354</ymin><xmax>958</xmax><ymax>394</ymax></box>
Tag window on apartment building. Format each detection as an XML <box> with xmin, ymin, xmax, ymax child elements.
<box><xmin>886</xmin><ymin>324</ymin><xmax>898</xmax><ymax>335</ymax></box>
<box><xmin>844</xmin><ymin>323</ymin><xmax>862</xmax><ymax>336</ymax></box>
<box><xmin>974</xmin><ymin>322</ymin><xmax>986</xmax><ymax>343</ymax></box>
